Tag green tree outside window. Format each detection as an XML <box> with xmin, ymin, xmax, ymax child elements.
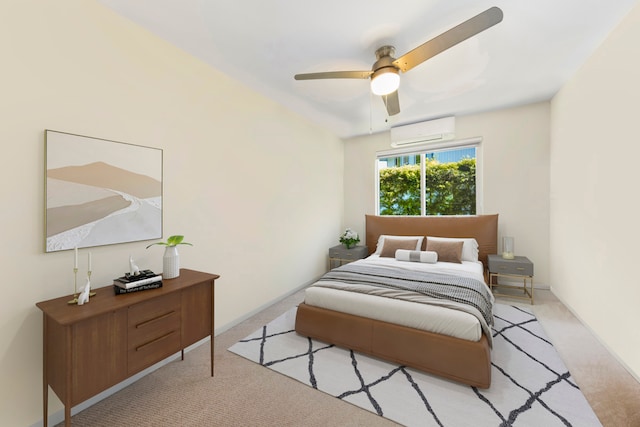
<box><xmin>379</xmin><ymin>153</ymin><xmax>476</xmax><ymax>216</ymax></box>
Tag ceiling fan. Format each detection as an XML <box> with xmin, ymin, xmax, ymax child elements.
<box><xmin>294</xmin><ymin>7</ymin><xmax>503</xmax><ymax>116</ymax></box>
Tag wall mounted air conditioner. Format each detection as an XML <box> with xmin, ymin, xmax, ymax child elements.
<box><xmin>390</xmin><ymin>116</ymin><xmax>455</xmax><ymax>147</ymax></box>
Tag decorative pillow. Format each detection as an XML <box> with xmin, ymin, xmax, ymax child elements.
<box><xmin>374</xmin><ymin>235</ymin><xmax>424</xmax><ymax>255</ymax></box>
<box><xmin>426</xmin><ymin>239</ymin><xmax>464</xmax><ymax>263</ymax></box>
<box><xmin>378</xmin><ymin>237</ymin><xmax>421</xmax><ymax>258</ymax></box>
<box><xmin>395</xmin><ymin>249</ymin><xmax>438</xmax><ymax>264</ymax></box>
<box><xmin>426</xmin><ymin>236</ymin><xmax>479</xmax><ymax>262</ymax></box>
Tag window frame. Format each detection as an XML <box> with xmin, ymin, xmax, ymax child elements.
<box><xmin>375</xmin><ymin>136</ymin><xmax>483</xmax><ymax>216</ymax></box>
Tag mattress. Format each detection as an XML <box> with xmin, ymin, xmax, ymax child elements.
<box><xmin>303</xmin><ymin>255</ymin><xmax>493</xmax><ymax>342</ymax></box>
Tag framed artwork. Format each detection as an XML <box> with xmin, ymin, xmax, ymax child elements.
<box><xmin>45</xmin><ymin>130</ymin><xmax>163</xmax><ymax>252</ymax></box>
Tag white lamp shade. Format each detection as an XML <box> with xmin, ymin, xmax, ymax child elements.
<box><xmin>371</xmin><ymin>70</ymin><xmax>400</xmax><ymax>96</ymax></box>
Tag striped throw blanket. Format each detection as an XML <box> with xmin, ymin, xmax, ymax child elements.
<box><xmin>316</xmin><ymin>262</ymin><xmax>494</xmax><ymax>333</ymax></box>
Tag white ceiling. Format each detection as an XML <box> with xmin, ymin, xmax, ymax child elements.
<box><xmin>96</xmin><ymin>0</ymin><xmax>637</xmax><ymax>139</ymax></box>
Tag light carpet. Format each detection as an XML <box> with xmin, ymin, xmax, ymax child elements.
<box><xmin>228</xmin><ymin>303</ymin><xmax>602</xmax><ymax>427</ymax></box>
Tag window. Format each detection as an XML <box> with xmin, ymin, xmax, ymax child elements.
<box><xmin>376</xmin><ymin>139</ymin><xmax>480</xmax><ymax>216</ymax></box>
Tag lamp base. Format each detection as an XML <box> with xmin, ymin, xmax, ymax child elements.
<box><xmin>502</xmin><ymin>252</ymin><xmax>515</xmax><ymax>260</ymax></box>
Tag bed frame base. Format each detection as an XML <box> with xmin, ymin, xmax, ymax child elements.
<box><xmin>295</xmin><ymin>302</ymin><xmax>491</xmax><ymax>389</ymax></box>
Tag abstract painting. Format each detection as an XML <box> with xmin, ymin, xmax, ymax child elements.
<box><xmin>45</xmin><ymin>130</ymin><xmax>162</xmax><ymax>252</ymax></box>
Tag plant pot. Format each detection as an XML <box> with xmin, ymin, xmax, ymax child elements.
<box><xmin>163</xmin><ymin>246</ymin><xmax>180</xmax><ymax>279</ymax></box>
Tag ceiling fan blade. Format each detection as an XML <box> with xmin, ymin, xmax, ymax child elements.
<box><xmin>393</xmin><ymin>6</ymin><xmax>503</xmax><ymax>73</ymax></box>
<box><xmin>382</xmin><ymin>91</ymin><xmax>400</xmax><ymax>116</ymax></box>
<box><xmin>294</xmin><ymin>70</ymin><xmax>373</xmax><ymax>80</ymax></box>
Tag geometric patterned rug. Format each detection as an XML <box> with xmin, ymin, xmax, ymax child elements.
<box><xmin>228</xmin><ymin>304</ymin><xmax>602</xmax><ymax>427</ymax></box>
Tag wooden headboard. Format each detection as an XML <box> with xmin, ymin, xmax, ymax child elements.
<box><xmin>365</xmin><ymin>214</ymin><xmax>498</xmax><ymax>266</ymax></box>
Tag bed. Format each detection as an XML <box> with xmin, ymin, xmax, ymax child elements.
<box><xmin>295</xmin><ymin>214</ymin><xmax>498</xmax><ymax>388</ymax></box>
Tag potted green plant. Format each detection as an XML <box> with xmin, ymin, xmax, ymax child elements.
<box><xmin>146</xmin><ymin>235</ymin><xmax>192</xmax><ymax>279</ymax></box>
<box><xmin>339</xmin><ymin>228</ymin><xmax>360</xmax><ymax>249</ymax></box>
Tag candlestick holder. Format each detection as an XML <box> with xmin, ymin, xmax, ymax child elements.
<box><xmin>67</xmin><ymin>267</ymin><xmax>79</xmax><ymax>304</ymax></box>
<box><xmin>87</xmin><ymin>270</ymin><xmax>96</xmax><ymax>297</ymax></box>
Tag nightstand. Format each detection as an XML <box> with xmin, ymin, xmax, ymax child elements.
<box><xmin>487</xmin><ymin>254</ymin><xmax>534</xmax><ymax>304</ymax></box>
<box><xmin>328</xmin><ymin>245</ymin><xmax>368</xmax><ymax>269</ymax></box>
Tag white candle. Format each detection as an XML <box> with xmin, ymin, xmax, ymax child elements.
<box><xmin>74</xmin><ymin>247</ymin><xmax>78</xmax><ymax>269</ymax></box>
<box><xmin>88</xmin><ymin>252</ymin><xmax>92</xmax><ymax>271</ymax></box>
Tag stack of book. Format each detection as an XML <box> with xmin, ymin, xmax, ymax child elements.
<box><xmin>113</xmin><ymin>270</ymin><xmax>162</xmax><ymax>295</ymax></box>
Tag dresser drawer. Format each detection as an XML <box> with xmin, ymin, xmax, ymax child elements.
<box><xmin>128</xmin><ymin>293</ymin><xmax>182</xmax><ymax>374</ymax></box>
<box><xmin>488</xmin><ymin>255</ymin><xmax>533</xmax><ymax>276</ymax></box>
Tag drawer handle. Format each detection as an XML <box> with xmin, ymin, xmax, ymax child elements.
<box><xmin>516</xmin><ymin>267</ymin><xmax>525</xmax><ymax>271</ymax></box>
<box><xmin>136</xmin><ymin>310</ymin><xmax>176</xmax><ymax>329</ymax></box>
<box><xmin>136</xmin><ymin>331</ymin><xmax>176</xmax><ymax>352</ymax></box>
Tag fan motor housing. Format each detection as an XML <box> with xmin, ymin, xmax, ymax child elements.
<box><xmin>373</xmin><ymin>47</ymin><xmax>397</xmax><ymax>70</ymax></box>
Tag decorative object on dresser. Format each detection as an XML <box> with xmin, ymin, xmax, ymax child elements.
<box><xmin>68</xmin><ymin>247</ymin><xmax>95</xmax><ymax>304</ymax></box>
<box><xmin>36</xmin><ymin>269</ymin><xmax>219</xmax><ymax>427</ymax></box>
<box><xmin>146</xmin><ymin>235</ymin><xmax>192</xmax><ymax>279</ymax></box>
<box><xmin>328</xmin><ymin>244</ymin><xmax>368</xmax><ymax>269</ymax></box>
<box><xmin>297</xmin><ymin>214</ymin><xmax>499</xmax><ymax>388</ymax></box>
<box><xmin>44</xmin><ymin>130</ymin><xmax>162</xmax><ymax>253</ymax></box>
<box><xmin>487</xmin><ymin>254</ymin><xmax>534</xmax><ymax>304</ymax></box>
<box><xmin>113</xmin><ymin>269</ymin><xmax>163</xmax><ymax>294</ymax></box>
<box><xmin>113</xmin><ymin>281</ymin><xmax>163</xmax><ymax>294</ymax></box>
<box><xmin>129</xmin><ymin>255</ymin><xmax>141</xmax><ymax>276</ymax></box>
<box><xmin>76</xmin><ymin>278</ymin><xmax>91</xmax><ymax>305</ymax></box>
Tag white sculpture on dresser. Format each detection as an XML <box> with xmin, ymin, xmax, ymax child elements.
<box><xmin>129</xmin><ymin>255</ymin><xmax>141</xmax><ymax>276</ymax></box>
<box><xmin>77</xmin><ymin>278</ymin><xmax>91</xmax><ymax>305</ymax></box>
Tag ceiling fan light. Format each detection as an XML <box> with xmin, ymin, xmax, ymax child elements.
<box><xmin>371</xmin><ymin>69</ymin><xmax>400</xmax><ymax>96</ymax></box>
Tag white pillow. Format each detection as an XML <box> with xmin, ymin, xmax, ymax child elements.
<box><xmin>426</xmin><ymin>236</ymin><xmax>479</xmax><ymax>262</ymax></box>
<box><xmin>395</xmin><ymin>249</ymin><xmax>438</xmax><ymax>264</ymax></box>
<box><xmin>374</xmin><ymin>235</ymin><xmax>424</xmax><ymax>255</ymax></box>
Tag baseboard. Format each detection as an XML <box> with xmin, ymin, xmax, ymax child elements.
<box><xmin>213</xmin><ymin>276</ymin><xmax>317</xmax><ymax>336</ymax></box>
<box><xmin>550</xmin><ymin>287</ymin><xmax>640</xmax><ymax>384</ymax></box>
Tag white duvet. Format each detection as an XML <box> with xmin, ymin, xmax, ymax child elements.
<box><xmin>303</xmin><ymin>255</ymin><xmax>494</xmax><ymax>342</ymax></box>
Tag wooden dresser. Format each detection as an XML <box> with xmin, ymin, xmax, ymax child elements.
<box><xmin>36</xmin><ymin>269</ymin><xmax>219</xmax><ymax>427</ymax></box>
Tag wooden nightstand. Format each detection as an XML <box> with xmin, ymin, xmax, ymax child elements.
<box><xmin>487</xmin><ymin>254</ymin><xmax>534</xmax><ymax>304</ymax></box>
<box><xmin>328</xmin><ymin>245</ymin><xmax>368</xmax><ymax>269</ymax></box>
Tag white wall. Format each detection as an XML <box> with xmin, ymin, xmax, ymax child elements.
<box><xmin>550</xmin><ymin>2</ymin><xmax>640</xmax><ymax>379</ymax></box>
<box><xmin>0</xmin><ymin>1</ymin><xmax>343</xmax><ymax>425</ymax></box>
<box><xmin>344</xmin><ymin>102</ymin><xmax>551</xmax><ymax>286</ymax></box>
